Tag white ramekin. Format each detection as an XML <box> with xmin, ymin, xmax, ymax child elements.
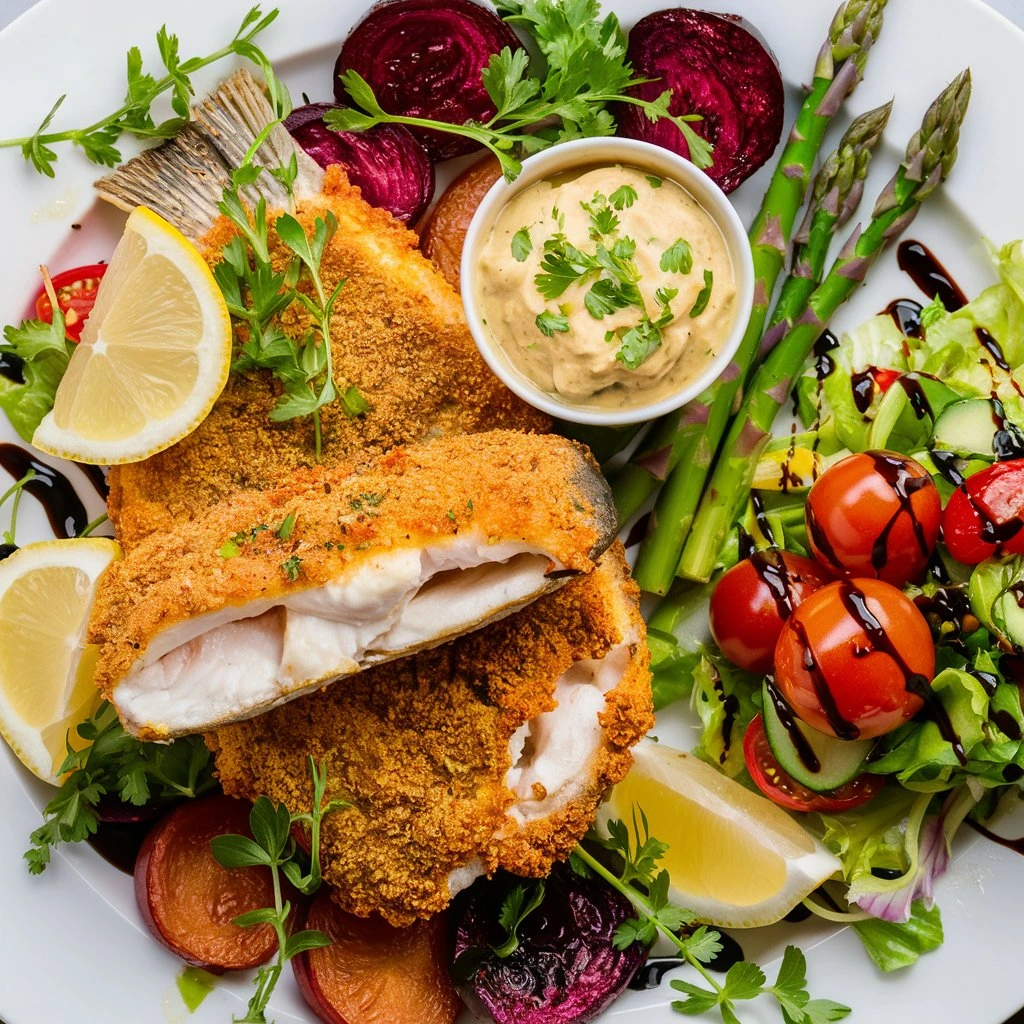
<box><xmin>460</xmin><ymin>137</ymin><xmax>755</xmax><ymax>426</ymax></box>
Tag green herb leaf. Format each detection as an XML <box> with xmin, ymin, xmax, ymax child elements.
<box><xmin>210</xmin><ymin>834</ymin><xmax>273</xmax><ymax>869</ymax></box>
<box><xmin>669</xmin><ymin>980</ymin><xmax>720</xmax><ymax>1016</ymax></box>
<box><xmin>660</xmin><ymin>238</ymin><xmax>694</xmax><ymax>275</ymax></box>
<box><xmin>610</xmin><ymin>184</ymin><xmax>638</xmax><ymax>210</ymax></box>
<box><xmin>280</xmin><ymin>554</ymin><xmax>303</xmax><ymax>581</ymax></box>
<box><xmin>277</xmin><ymin>514</ymin><xmax>296</xmax><ymax>540</ymax></box>
<box><xmin>689</xmin><ymin>269</ymin><xmax>714</xmax><ymax>318</ymax></box>
<box><xmin>722</xmin><ymin>960</ymin><xmax>766</xmax><ymax>1001</ymax></box>
<box><xmin>536</xmin><ymin>310</ymin><xmax>571</xmax><ymax>337</ymax></box>
<box><xmin>492</xmin><ymin>881</ymin><xmax>546</xmax><ymax>958</ymax></box>
<box><xmin>284</xmin><ymin>929</ymin><xmax>333</xmax><ymax>958</ymax></box>
<box><xmin>646</xmin><ymin>174</ymin><xmax>663</xmax><ymax>188</ymax></box>
<box><xmin>511</xmin><ymin>227</ymin><xmax>533</xmax><ymax>262</ymax></box>
<box><xmin>233</xmin><ymin>907</ymin><xmax>281</xmax><ymax>928</ymax></box>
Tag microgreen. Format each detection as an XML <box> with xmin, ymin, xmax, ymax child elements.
<box><xmin>0</xmin><ymin>469</ymin><xmax>37</xmax><ymax>546</ymax></box>
<box><xmin>511</xmin><ymin>227</ymin><xmax>533</xmax><ymax>262</ymax></box>
<box><xmin>0</xmin><ymin>7</ymin><xmax>288</xmax><ymax>178</ymax></box>
<box><xmin>327</xmin><ymin>0</ymin><xmax>712</xmax><ymax>181</ymax></box>
<box><xmin>572</xmin><ymin>813</ymin><xmax>850</xmax><ymax>1024</ymax></box>
<box><xmin>211</xmin><ymin>758</ymin><xmax>349</xmax><ymax>1023</ymax></box>
<box><xmin>25</xmin><ymin>702</ymin><xmax>216</xmax><ymax>873</ymax></box>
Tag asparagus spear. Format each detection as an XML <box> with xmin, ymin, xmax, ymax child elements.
<box><xmin>762</xmin><ymin>100</ymin><xmax>893</xmax><ymax>343</ymax></box>
<box><xmin>632</xmin><ymin>100</ymin><xmax>891</xmax><ymax>594</ymax></box>
<box><xmin>608</xmin><ymin>0</ymin><xmax>887</xmax><ymax>527</ymax></box>
<box><xmin>676</xmin><ymin>70</ymin><xmax>972</xmax><ymax>583</ymax></box>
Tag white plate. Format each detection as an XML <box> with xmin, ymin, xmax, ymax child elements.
<box><xmin>1</xmin><ymin>0</ymin><xmax>1024</xmax><ymax>1021</ymax></box>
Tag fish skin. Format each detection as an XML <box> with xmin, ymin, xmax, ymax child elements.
<box><xmin>208</xmin><ymin>544</ymin><xmax>652</xmax><ymax>926</ymax></box>
<box><xmin>96</xmin><ymin>72</ymin><xmax>549</xmax><ymax>549</ymax></box>
<box><xmin>90</xmin><ymin>431</ymin><xmax>618</xmax><ymax>738</ymax></box>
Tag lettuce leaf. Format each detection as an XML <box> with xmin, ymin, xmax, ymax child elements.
<box><xmin>687</xmin><ymin>653</ymin><xmax>759</xmax><ymax>778</ymax></box>
<box><xmin>851</xmin><ymin>901</ymin><xmax>944</xmax><ymax>972</ymax></box>
<box><xmin>0</xmin><ymin>313</ymin><xmax>71</xmax><ymax>442</ymax></box>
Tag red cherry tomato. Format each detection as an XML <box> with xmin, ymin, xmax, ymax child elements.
<box><xmin>774</xmin><ymin>578</ymin><xmax>935</xmax><ymax>740</ymax></box>
<box><xmin>743</xmin><ymin>715</ymin><xmax>884</xmax><ymax>813</ymax></box>
<box><xmin>709</xmin><ymin>551</ymin><xmax>833</xmax><ymax>673</ymax></box>
<box><xmin>33</xmin><ymin>264</ymin><xmax>107</xmax><ymax>342</ymax></box>
<box><xmin>870</xmin><ymin>368</ymin><xmax>902</xmax><ymax>393</ymax></box>
<box><xmin>805</xmin><ymin>451</ymin><xmax>941</xmax><ymax>586</ymax></box>
<box><xmin>942</xmin><ymin>459</ymin><xmax>1024</xmax><ymax>564</ymax></box>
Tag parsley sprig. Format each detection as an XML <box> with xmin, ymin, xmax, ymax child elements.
<box><xmin>571</xmin><ymin>811</ymin><xmax>851</xmax><ymax>1024</ymax></box>
<box><xmin>0</xmin><ymin>7</ymin><xmax>287</xmax><ymax>177</ymax></box>
<box><xmin>326</xmin><ymin>0</ymin><xmax>712</xmax><ymax>181</ymax></box>
<box><xmin>24</xmin><ymin>702</ymin><xmax>216</xmax><ymax>874</ymax></box>
<box><xmin>211</xmin><ymin>758</ymin><xmax>348</xmax><ymax>1024</ymax></box>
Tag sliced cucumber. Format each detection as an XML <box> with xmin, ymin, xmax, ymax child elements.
<box><xmin>931</xmin><ymin>398</ymin><xmax>1012</xmax><ymax>461</ymax></box>
<box><xmin>761</xmin><ymin>682</ymin><xmax>874</xmax><ymax>792</ymax></box>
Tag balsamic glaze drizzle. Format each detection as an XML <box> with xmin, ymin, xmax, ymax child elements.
<box><xmin>0</xmin><ymin>443</ymin><xmax>87</xmax><ymax>538</ymax></box>
<box><xmin>863</xmin><ymin>452</ymin><xmax>932</xmax><ymax>573</ymax></box>
<box><xmin>765</xmin><ymin>679</ymin><xmax>820</xmax><ymax>773</ymax></box>
<box><xmin>0</xmin><ymin>351</ymin><xmax>24</xmax><ymax>384</ymax></box>
<box><xmin>628</xmin><ymin>934</ymin><xmax>746</xmax><ymax>990</ymax></box>
<box><xmin>897</xmin><ymin>240</ymin><xmax>968</xmax><ymax>310</ymax></box>
<box><xmin>884</xmin><ymin>298</ymin><xmax>923</xmax><ymax>338</ymax></box>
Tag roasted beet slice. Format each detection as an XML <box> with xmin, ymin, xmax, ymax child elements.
<box><xmin>284</xmin><ymin>102</ymin><xmax>434</xmax><ymax>224</ymax></box>
<box><xmin>334</xmin><ymin>0</ymin><xmax>522</xmax><ymax>160</ymax></box>
<box><xmin>615</xmin><ymin>10</ymin><xmax>784</xmax><ymax>193</ymax></box>
<box><xmin>452</xmin><ymin>864</ymin><xmax>647</xmax><ymax>1024</ymax></box>
<box><xmin>292</xmin><ymin>891</ymin><xmax>461</xmax><ymax>1024</ymax></box>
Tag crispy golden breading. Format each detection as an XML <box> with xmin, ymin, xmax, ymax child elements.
<box><xmin>107</xmin><ymin>166</ymin><xmax>549</xmax><ymax>548</ymax></box>
<box><xmin>208</xmin><ymin>546</ymin><xmax>652</xmax><ymax>925</ymax></box>
<box><xmin>90</xmin><ymin>430</ymin><xmax>617</xmax><ymax>734</ymax></box>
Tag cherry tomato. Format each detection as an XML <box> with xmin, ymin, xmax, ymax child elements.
<box><xmin>870</xmin><ymin>368</ymin><xmax>901</xmax><ymax>393</ymax></box>
<box><xmin>33</xmin><ymin>263</ymin><xmax>107</xmax><ymax>342</ymax></box>
<box><xmin>805</xmin><ymin>450</ymin><xmax>941</xmax><ymax>586</ymax></box>
<box><xmin>774</xmin><ymin>578</ymin><xmax>935</xmax><ymax>740</ymax></box>
<box><xmin>942</xmin><ymin>459</ymin><xmax>1024</xmax><ymax>564</ymax></box>
<box><xmin>743</xmin><ymin>715</ymin><xmax>884</xmax><ymax>813</ymax></box>
<box><xmin>709</xmin><ymin>551</ymin><xmax>833</xmax><ymax>673</ymax></box>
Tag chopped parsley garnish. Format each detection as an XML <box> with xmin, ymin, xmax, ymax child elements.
<box><xmin>348</xmin><ymin>491</ymin><xmax>385</xmax><ymax>512</ymax></box>
<box><xmin>609</xmin><ymin>184</ymin><xmax>638</xmax><ymax>210</ymax></box>
<box><xmin>689</xmin><ymin>269</ymin><xmax>714</xmax><ymax>318</ymax></box>
<box><xmin>277</xmin><ymin>513</ymin><xmax>296</xmax><ymax>540</ymax></box>
<box><xmin>645</xmin><ymin>175</ymin><xmax>663</xmax><ymax>188</ymax></box>
<box><xmin>580</xmin><ymin>192</ymin><xmax>619</xmax><ymax>239</ymax></box>
<box><xmin>218</xmin><ymin>541</ymin><xmax>241</xmax><ymax>559</ymax></box>
<box><xmin>607</xmin><ymin>288</ymin><xmax>676</xmax><ymax>370</ymax></box>
<box><xmin>447</xmin><ymin>510</ymin><xmax>457</xmax><ymax>522</ymax></box>
<box><xmin>536</xmin><ymin>310</ymin><xmax>571</xmax><ymax>337</ymax></box>
<box><xmin>511</xmin><ymin>226</ymin><xmax>533</xmax><ymax>262</ymax></box>
<box><xmin>218</xmin><ymin>522</ymin><xmax>268</xmax><ymax>558</ymax></box>
<box><xmin>280</xmin><ymin>554</ymin><xmax>302</xmax><ymax>581</ymax></box>
<box><xmin>660</xmin><ymin>238</ymin><xmax>693</xmax><ymax>275</ymax></box>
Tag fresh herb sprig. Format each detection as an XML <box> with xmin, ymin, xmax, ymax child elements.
<box><xmin>0</xmin><ymin>7</ymin><xmax>286</xmax><ymax>177</ymax></box>
<box><xmin>24</xmin><ymin>701</ymin><xmax>216</xmax><ymax>873</ymax></box>
<box><xmin>327</xmin><ymin>0</ymin><xmax>712</xmax><ymax>181</ymax></box>
<box><xmin>211</xmin><ymin>758</ymin><xmax>348</xmax><ymax>1024</ymax></box>
<box><xmin>571</xmin><ymin>812</ymin><xmax>850</xmax><ymax>1024</ymax></box>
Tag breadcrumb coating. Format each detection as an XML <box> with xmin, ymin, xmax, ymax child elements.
<box><xmin>208</xmin><ymin>545</ymin><xmax>652</xmax><ymax>925</ymax></box>
<box><xmin>90</xmin><ymin>430</ymin><xmax>617</xmax><ymax>723</ymax></box>
<box><xmin>107</xmin><ymin>166</ymin><xmax>549</xmax><ymax>548</ymax></box>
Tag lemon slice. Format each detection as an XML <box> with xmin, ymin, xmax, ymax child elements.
<box><xmin>0</xmin><ymin>539</ymin><xmax>121</xmax><ymax>784</ymax></box>
<box><xmin>32</xmin><ymin>206</ymin><xmax>230</xmax><ymax>465</ymax></box>
<box><xmin>598</xmin><ymin>739</ymin><xmax>840</xmax><ymax>928</ymax></box>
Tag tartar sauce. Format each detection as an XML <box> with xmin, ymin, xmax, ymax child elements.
<box><xmin>475</xmin><ymin>164</ymin><xmax>737</xmax><ymax>410</ymax></box>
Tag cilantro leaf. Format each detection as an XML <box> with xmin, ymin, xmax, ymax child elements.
<box><xmin>690</xmin><ymin>269</ymin><xmax>714</xmax><ymax>318</ymax></box>
<box><xmin>723</xmin><ymin>960</ymin><xmax>766</xmax><ymax>1001</ymax></box>
<box><xmin>536</xmin><ymin>310</ymin><xmax>570</xmax><ymax>337</ymax></box>
<box><xmin>670</xmin><ymin>980</ymin><xmax>719</xmax><ymax>1016</ymax></box>
<box><xmin>610</xmin><ymin>184</ymin><xmax>638</xmax><ymax>210</ymax></box>
<box><xmin>493</xmin><ymin>881</ymin><xmax>546</xmax><ymax>957</ymax></box>
<box><xmin>661</xmin><ymin>238</ymin><xmax>694</xmax><ymax>275</ymax></box>
<box><xmin>511</xmin><ymin>226</ymin><xmax>533</xmax><ymax>262</ymax></box>
<box><xmin>646</xmin><ymin>174</ymin><xmax>663</xmax><ymax>188</ymax></box>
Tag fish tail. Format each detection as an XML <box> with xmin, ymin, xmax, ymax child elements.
<box><xmin>95</xmin><ymin>69</ymin><xmax>323</xmax><ymax>240</ymax></box>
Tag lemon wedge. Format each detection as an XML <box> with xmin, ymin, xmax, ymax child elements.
<box><xmin>598</xmin><ymin>739</ymin><xmax>840</xmax><ymax>928</ymax></box>
<box><xmin>0</xmin><ymin>538</ymin><xmax>121</xmax><ymax>784</ymax></box>
<box><xmin>32</xmin><ymin>206</ymin><xmax>230</xmax><ymax>465</ymax></box>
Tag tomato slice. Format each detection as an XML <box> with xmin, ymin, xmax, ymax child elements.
<box><xmin>33</xmin><ymin>263</ymin><xmax>107</xmax><ymax>342</ymax></box>
<box><xmin>743</xmin><ymin>715</ymin><xmax>884</xmax><ymax>813</ymax></box>
<box><xmin>942</xmin><ymin>459</ymin><xmax>1024</xmax><ymax>564</ymax></box>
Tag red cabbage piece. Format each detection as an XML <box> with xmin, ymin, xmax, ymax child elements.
<box><xmin>452</xmin><ymin>864</ymin><xmax>647</xmax><ymax>1024</ymax></box>
<box><xmin>334</xmin><ymin>0</ymin><xmax>522</xmax><ymax>160</ymax></box>
<box><xmin>284</xmin><ymin>103</ymin><xmax>434</xmax><ymax>224</ymax></box>
<box><xmin>615</xmin><ymin>10</ymin><xmax>785</xmax><ymax>194</ymax></box>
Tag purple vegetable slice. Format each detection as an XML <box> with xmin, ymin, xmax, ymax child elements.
<box><xmin>334</xmin><ymin>0</ymin><xmax>522</xmax><ymax>160</ymax></box>
<box><xmin>452</xmin><ymin>864</ymin><xmax>647</xmax><ymax>1024</ymax></box>
<box><xmin>284</xmin><ymin>102</ymin><xmax>434</xmax><ymax>225</ymax></box>
<box><xmin>615</xmin><ymin>10</ymin><xmax>785</xmax><ymax>194</ymax></box>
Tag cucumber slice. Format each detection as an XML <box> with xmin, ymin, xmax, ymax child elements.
<box><xmin>931</xmin><ymin>398</ymin><xmax>1014</xmax><ymax>461</ymax></box>
<box><xmin>762</xmin><ymin>682</ymin><xmax>873</xmax><ymax>792</ymax></box>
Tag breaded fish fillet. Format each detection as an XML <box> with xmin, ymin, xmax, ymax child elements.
<box><xmin>209</xmin><ymin>545</ymin><xmax>652</xmax><ymax>926</ymax></box>
<box><xmin>96</xmin><ymin>71</ymin><xmax>548</xmax><ymax>549</ymax></box>
<box><xmin>90</xmin><ymin>431</ymin><xmax>617</xmax><ymax>740</ymax></box>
